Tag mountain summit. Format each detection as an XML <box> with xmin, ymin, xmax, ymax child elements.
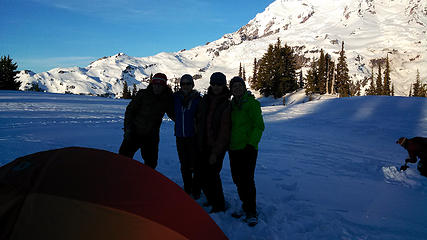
<box><xmin>17</xmin><ymin>0</ymin><xmax>427</xmax><ymax>97</ymax></box>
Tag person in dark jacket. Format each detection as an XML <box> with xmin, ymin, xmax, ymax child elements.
<box><xmin>173</xmin><ymin>74</ymin><xmax>202</xmax><ymax>198</ymax></box>
<box><xmin>196</xmin><ymin>72</ymin><xmax>231</xmax><ymax>213</ymax></box>
<box><xmin>119</xmin><ymin>73</ymin><xmax>174</xmax><ymax>169</ymax></box>
<box><xmin>397</xmin><ymin>137</ymin><xmax>427</xmax><ymax>176</ymax></box>
<box><xmin>228</xmin><ymin>76</ymin><xmax>264</xmax><ymax>226</ymax></box>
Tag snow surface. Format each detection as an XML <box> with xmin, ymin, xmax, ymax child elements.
<box><xmin>1</xmin><ymin>90</ymin><xmax>427</xmax><ymax>239</ymax></box>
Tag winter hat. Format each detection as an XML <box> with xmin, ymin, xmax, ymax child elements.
<box><xmin>152</xmin><ymin>73</ymin><xmax>168</xmax><ymax>86</ymax></box>
<box><xmin>210</xmin><ymin>72</ymin><xmax>227</xmax><ymax>86</ymax></box>
<box><xmin>396</xmin><ymin>137</ymin><xmax>408</xmax><ymax>146</ymax></box>
<box><xmin>229</xmin><ymin>76</ymin><xmax>245</xmax><ymax>87</ymax></box>
<box><xmin>180</xmin><ymin>74</ymin><xmax>194</xmax><ymax>85</ymax></box>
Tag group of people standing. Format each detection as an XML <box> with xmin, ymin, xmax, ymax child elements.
<box><xmin>118</xmin><ymin>72</ymin><xmax>265</xmax><ymax>226</ymax></box>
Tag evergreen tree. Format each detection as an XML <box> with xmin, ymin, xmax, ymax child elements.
<box><xmin>305</xmin><ymin>58</ymin><xmax>318</xmax><ymax>95</ymax></box>
<box><xmin>335</xmin><ymin>42</ymin><xmax>351</xmax><ymax>97</ymax></box>
<box><xmin>409</xmin><ymin>84</ymin><xmax>412</xmax><ymax>97</ymax></box>
<box><xmin>254</xmin><ymin>44</ymin><xmax>274</xmax><ymax>96</ymax></box>
<box><xmin>238</xmin><ymin>62</ymin><xmax>243</xmax><ymax>78</ymax></box>
<box><xmin>242</xmin><ymin>67</ymin><xmax>246</xmax><ymax>82</ymax></box>
<box><xmin>122</xmin><ymin>81</ymin><xmax>131</xmax><ymax>99</ymax></box>
<box><xmin>251</xmin><ymin>58</ymin><xmax>258</xmax><ymax>89</ymax></box>
<box><xmin>325</xmin><ymin>54</ymin><xmax>332</xmax><ymax>94</ymax></box>
<box><xmin>383</xmin><ymin>55</ymin><xmax>391</xmax><ymax>95</ymax></box>
<box><xmin>391</xmin><ymin>84</ymin><xmax>395</xmax><ymax>96</ymax></box>
<box><xmin>328</xmin><ymin>60</ymin><xmax>336</xmax><ymax>94</ymax></box>
<box><xmin>366</xmin><ymin>65</ymin><xmax>376</xmax><ymax>95</ymax></box>
<box><xmin>0</xmin><ymin>55</ymin><xmax>21</xmax><ymax>90</ymax></box>
<box><xmin>253</xmin><ymin>38</ymin><xmax>297</xmax><ymax>98</ymax></box>
<box><xmin>299</xmin><ymin>70</ymin><xmax>304</xmax><ymax>89</ymax></box>
<box><xmin>317</xmin><ymin>49</ymin><xmax>327</xmax><ymax>94</ymax></box>
<box><xmin>132</xmin><ymin>84</ymin><xmax>138</xmax><ymax>98</ymax></box>
<box><xmin>375</xmin><ymin>64</ymin><xmax>383</xmax><ymax>95</ymax></box>
<box><xmin>413</xmin><ymin>69</ymin><xmax>422</xmax><ymax>97</ymax></box>
<box><xmin>279</xmin><ymin>43</ymin><xmax>298</xmax><ymax>95</ymax></box>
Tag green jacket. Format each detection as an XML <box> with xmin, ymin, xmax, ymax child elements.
<box><xmin>230</xmin><ymin>91</ymin><xmax>264</xmax><ymax>150</ymax></box>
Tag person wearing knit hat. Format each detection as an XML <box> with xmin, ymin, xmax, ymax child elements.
<box><xmin>173</xmin><ymin>74</ymin><xmax>202</xmax><ymax>199</ymax></box>
<box><xmin>229</xmin><ymin>75</ymin><xmax>264</xmax><ymax>226</ymax></box>
<box><xmin>119</xmin><ymin>72</ymin><xmax>175</xmax><ymax>169</ymax></box>
<box><xmin>195</xmin><ymin>71</ymin><xmax>231</xmax><ymax>213</ymax></box>
<box><xmin>210</xmin><ymin>72</ymin><xmax>227</xmax><ymax>86</ymax></box>
<box><xmin>396</xmin><ymin>136</ymin><xmax>427</xmax><ymax>176</ymax></box>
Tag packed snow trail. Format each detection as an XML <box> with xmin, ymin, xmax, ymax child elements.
<box><xmin>1</xmin><ymin>91</ymin><xmax>426</xmax><ymax>239</ymax></box>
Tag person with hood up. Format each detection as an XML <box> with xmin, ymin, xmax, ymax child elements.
<box><xmin>228</xmin><ymin>76</ymin><xmax>264</xmax><ymax>227</ymax></box>
<box><xmin>196</xmin><ymin>72</ymin><xmax>231</xmax><ymax>213</ymax></box>
<box><xmin>173</xmin><ymin>74</ymin><xmax>202</xmax><ymax>198</ymax></box>
<box><xmin>397</xmin><ymin>136</ymin><xmax>427</xmax><ymax>177</ymax></box>
<box><xmin>119</xmin><ymin>73</ymin><xmax>174</xmax><ymax>169</ymax></box>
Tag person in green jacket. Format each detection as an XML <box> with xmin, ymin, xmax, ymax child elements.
<box><xmin>228</xmin><ymin>76</ymin><xmax>265</xmax><ymax>227</ymax></box>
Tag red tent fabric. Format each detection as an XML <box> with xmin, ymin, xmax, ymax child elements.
<box><xmin>0</xmin><ymin>147</ymin><xmax>228</xmax><ymax>240</ymax></box>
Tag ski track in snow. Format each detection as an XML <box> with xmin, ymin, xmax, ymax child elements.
<box><xmin>1</xmin><ymin>91</ymin><xmax>427</xmax><ymax>240</ymax></box>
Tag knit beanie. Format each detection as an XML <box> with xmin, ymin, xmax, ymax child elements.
<box><xmin>152</xmin><ymin>73</ymin><xmax>168</xmax><ymax>86</ymax></box>
<box><xmin>210</xmin><ymin>72</ymin><xmax>226</xmax><ymax>86</ymax></box>
<box><xmin>229</xmin><ymin>76</ymin><xmax>245</xmax><ymax>87</ymax></box>
<box><xmin>180</xmin><ymin>74</ymin><xmax>194</xmax><ymax>85</ymax></box>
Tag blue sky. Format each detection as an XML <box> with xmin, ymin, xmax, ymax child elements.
<box><xmin>1</xmin><ymin>0</ymin><xmax>273</xmax><ymax>73</ymax></box>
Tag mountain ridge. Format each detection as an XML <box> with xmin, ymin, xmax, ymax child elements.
<box><xmin>17</xmin><ymin>0</ymin><xmax>427</xmax><ymax>97</ymax></box>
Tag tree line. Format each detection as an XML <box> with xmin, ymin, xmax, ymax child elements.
<box><xmin>1</xmin><ymin>54</ymin><xmax>425</xmax><ymax>98</ymax></box>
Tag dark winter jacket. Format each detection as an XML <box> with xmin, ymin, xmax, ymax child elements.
<box><xmin>173</xmin><ymin>90</ymin><xmax>201</xmax><ymax>137</ymax></box>
<box><xmin>402</xmin><ymin>137</ymin><xmax>427</xmax><ymax>163</ymax></box>
<box><xmin>230</xmin><ymin>91</ymin><xmax>265</xmax><ymax>150</ymax></box>
<box><xmin>196</xmin><ymin>87</ymin><xmax>231</xmax><ymax>156</ymax></box>
<box><xmin>124</xmin><ymin>84</ymin><xmax>174</xmax><ymax>137</ymax></box>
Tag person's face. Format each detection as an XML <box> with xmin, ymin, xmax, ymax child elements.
<box><xmin>231</xmin><ymin>82</ymin><xmax>245</xmax><ymax>98</ymax></box>
<box><xmin>152</xmin><ymin>83</ymin><xmax>165</xmax><ymax>95</ymax></box>
<box><xmin>180</xmin><ymin>81</ymin><xmax>193</xmax><ymax>95</ymax></box>
<box><xmin>210</xmin><ymin>84</ymin><xmax>224</xmax><ymax>95</ymax></box>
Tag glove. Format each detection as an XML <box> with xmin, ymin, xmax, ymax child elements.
<box><xmin>400</xmin><ymin>165</ymin><xmax>409</xmax><ymax>171</ymax></box>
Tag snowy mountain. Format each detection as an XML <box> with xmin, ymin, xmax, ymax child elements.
<box><xmin>17</xmin><ymin>0</ymin><xmax>427</xmax><ymax>97</ymax></box>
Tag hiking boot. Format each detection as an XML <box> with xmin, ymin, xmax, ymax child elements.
<box><xmin>244</xmin><ymin>212</ymin><xmax>258</xmax><ymax>227</ymax></box>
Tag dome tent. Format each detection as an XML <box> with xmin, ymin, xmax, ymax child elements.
<box><xmin>0</xmin><ymin>147</ymin><xmax>228</xmax><ymax>240</ymax></box>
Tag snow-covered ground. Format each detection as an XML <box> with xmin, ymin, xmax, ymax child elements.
<box><xmin>1</xmin><ymin>90</ymin><xmax>427</xmax><ymax>239</ymax></box>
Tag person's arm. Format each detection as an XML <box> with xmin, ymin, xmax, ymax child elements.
<box><xmin>211</xmin><ymin>104</ymin><xmax>231</xmax><ymax>157</ymax></box>
<box><xmin>247</xmin><ymin>100</ymin><xmax>265</xmax><ymax>148</ymax></box>
<box><xmin>166</xmin><ymin>93</ymin><xmax>176</xmax><ymax>122</ymax></box>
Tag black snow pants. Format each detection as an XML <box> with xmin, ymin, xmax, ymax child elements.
<box><xmin>418</xmin><ymin>158</ymin><xmax>426</xmax><ymax>177</ymax></box>
<box><xmin>119</xmin><ymin>133</ymin><xmax>159</xmax><ymax>169</ymax></box>
<box><xmin>176</xmin><ymin>136</ymin><xmax>201</xmax><ymax>196</ymax></box>
<box><xmin>199</xmin><ymin>148</ymin><xmax>226</xmax><ymax>211</ymax></box>
<box><xmin>228</xmin><ymin>145</ymin><xmax>258</xmax><ymax>215</ymax></box>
